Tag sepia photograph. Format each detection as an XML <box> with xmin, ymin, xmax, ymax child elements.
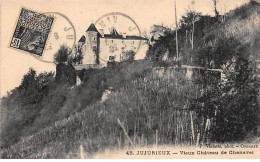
<box><xmin>0</xmin><ymin>0</ymin><xmax>260</xmax><ymax>159</ymax></box>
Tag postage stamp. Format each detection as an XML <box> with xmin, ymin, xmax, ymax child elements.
<box><xmin>10</xmin><ymin>8</ymin><xmax>54</xmax><ymax>56</ymax></box>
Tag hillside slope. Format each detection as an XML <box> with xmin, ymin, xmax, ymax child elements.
<box><xmin>223</xmin><ymin>1</ymin><xmax>260</xmax><ymax>60</ymax></box>
<box><xmin>147</xmin><ymin>1</ymin><xmax>260</xmax><ymax>68</ymax></box>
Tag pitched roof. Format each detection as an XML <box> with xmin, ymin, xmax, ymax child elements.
<box><xmin>78</xmin><ymin>35</ymin><xmax>86</xmax><ymax>42</ymax></box>
<box><xmin>86</xmin><ymin>23</ymin><xmax>99</xmax><ymax>32</ymax></box>
<box><xmin>84</xmin><ymin>24</ymin><xmax>147</xmax><ymax>40</ymax></box>
<box><xmin>125</xmin><ymin>35</ymin><xmax>148</xmax><ymax>40</ymax></box>
<box><xmin>104</xmin><ymin>34</ymin><xmax>122</xmax><ymax>39</ymax></box>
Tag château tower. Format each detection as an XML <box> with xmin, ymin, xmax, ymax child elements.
<box><xmin>83</xmin><ymin>23</ymin><xmax>101</xmax><ymax>64</ymax></box>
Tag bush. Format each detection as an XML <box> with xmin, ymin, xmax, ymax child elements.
<box><xmin>212</xmin><ymin>56</ymin><xmax>259</xmax><ymax>142</ymax></box>
<box><xmin>195</xmin><ymin>36</ymin><xmax>249</xmax><ymax>68</ymax></box>
<box><xmin>121</xmin><ymin>50</ymin><xmax>136</xmax><ymax>62</ymax></box>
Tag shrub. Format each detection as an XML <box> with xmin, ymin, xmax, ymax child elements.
<box><xmin>195</xmin><ymin>36</ymin><xmax>249</xmax><ymax>68</ymax></box>
<box><xmin>212</xmin><ymin>56</ymin><xmax>259</xmax><ymax>142</ymax></box>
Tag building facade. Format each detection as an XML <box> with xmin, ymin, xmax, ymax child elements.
<box><xmin>74</xmin><ymin>23</ymin><xmax>148</xmax><ymax>69</ymax></box>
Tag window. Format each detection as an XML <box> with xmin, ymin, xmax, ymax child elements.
<box><xmin>93</xmin><ymin>38</ymin><xmax>96</xmax><ymax>41</ymax></box>
<box><xmin>109</xmin><ymin>46</ymin><xmax>114</xmax><ymax>53</ymax></box>
<box><xmin>93</xmin><ymin>46</ymin><xmax>97</xmax><ymax>53</ymax></box>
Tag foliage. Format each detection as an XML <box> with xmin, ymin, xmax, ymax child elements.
<box><xmin>146</xmin><ymin>32</ymin><xmax>176</xmax><ymax>62</ymax></box>
<box><xmin>193</xmin><ymin>55</ymin><xmax>259</xmax><ymax>143</ymax></box>
<box><xmin>147</xmin><ymin>11</ymin><xmax>217</xmax><ymax>65</ymax></box>
<box><xmin>0</xmin><ymin>69</ymin><xmax>206</xmax><ymax>158</ymax></box>
<box><xmin>179</xmin><ymin>11</ymin><xmax>202</xmax><ymax>35</ymax></box>
<box><xmin>70</xmin><ymin>44</ymin><xmax>84</xmax><ymax>64</ymax></box>
<box><xmin>147</xmin><ymin>2</ymin><xmax>260</xmax><ymax>66</ymax></box>
<box><xmin>121</xmin><ymin>50</ymin><xmax>135</xmax><ymax>62</ymax></box>
<box><xmin>212</xmin><ymin>56</ymin><xmax>259</xmax><ymax>142</ymax></box>
<box><xmin>54</xmin><ymin>45</ymin><xmax>71</xmax><ymax>64</ymax></box>
<box><xmin>0</xmin><ymin>69</ymin><xmax>54</xmax><ymax>148</ymax></box>
<box><xmin>0</xmin><ymin>60</ymin><xmax>151</xmax><ymax>150</ymax></box>
<box><xmin>194</xmin><ymin>36</ymin><xmax>249</xmax><ymax>68</ymax></box>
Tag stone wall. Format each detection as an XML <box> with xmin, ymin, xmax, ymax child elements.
<box><xmin>152</xmin><ymin>66</ymin><xmax>223</xmax><ymax>85</ymax></box>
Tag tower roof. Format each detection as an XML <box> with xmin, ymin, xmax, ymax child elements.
<box><xmin>78</xmin><ymin>35</ymin><xmax>86</xmax><ymax>42</ymax></box>
<box><xmin>86</xmin><ymin>23</ymin><xmax>99</xmax><ymax>32</ymax></box>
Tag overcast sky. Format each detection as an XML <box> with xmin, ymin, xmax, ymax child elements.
<box><xmin>0</xmin><ymin>0</ymin><xmax>249</xmax><ymax>97</ymax></box>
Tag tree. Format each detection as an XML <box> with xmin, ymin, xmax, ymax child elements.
<box><xmin>179</xmin><ymin>11</ymin><xmax>202</xmax><ymax>48</ymax></box>
<box><xmin>193</xmin><ymin>55</ymin><xmax>259</xmax><ymax>143</ymax></box>
<box><xmin>54</xmin><ymin>45</ymin><xmax>71</xmax><ymax>64</ymax></box>
<box><xmin>18</xmin><ymin>68</ymin><xmax>54</xmax><ymax>106</ymax></box>
<box><xmin>18</xmin><ymin>68</ymin><xmax>44</xmax><ymax>105</ymax></box>
<box><xmin>71</xmin><ymin>44</ymin><xmax>83</xmax><ymax>64</ymax></box>
<box><xmin>195</xmin><ymin>36</ymin><xmax>245</xmax><ymax>69</ymax></box>
<box><xmin>213</xmin><ymin>56</ymin><xmax>259</xmax><ymax>142</ymax></box>
<box><xmin>0</xmin><ymin>69</ymin><xmax>54</xmax><ymax>148</ymax></box>
<box><xmin>19</xmin><ymin>68</ymin><xmax>37</xmax><ymax>91</ymax></box>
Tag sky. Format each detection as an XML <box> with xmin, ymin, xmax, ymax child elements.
<box><xmin>0</xmin><ymin>0</ymin><xmax>249</xmax><ymax>97</ymax></box>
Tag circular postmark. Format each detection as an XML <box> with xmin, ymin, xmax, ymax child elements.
<box><xmin>33</xmin><ymin>12</ymin><xmax>76</xmax><ymax>64</ymax></box>
<box><xmin>94</xmin><ymin>12</ymin><xmax>143</xmax><ymax>64</ymax></box>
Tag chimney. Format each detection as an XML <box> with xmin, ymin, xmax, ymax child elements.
<box><xmin>99</xmin><ymin>29</ymin><xmax>104</xmax><ymax>37</ymax></box>
<box><xmin>122</xmin><ymin>33</ymin><xmax>126</xmax><ymax>38</ymax></box>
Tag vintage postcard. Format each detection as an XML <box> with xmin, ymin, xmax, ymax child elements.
<box><xmin>0</xmin><ymin>0</ymin><xmax>260</xmax><ymax>159</ymax></box>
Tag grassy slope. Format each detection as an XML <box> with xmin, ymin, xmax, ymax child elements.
<box><xmin>223</xmin><ymin>1</ymin><xmax>260</xmax><ymax>60</ymax></box>
<box><xmin>0</xmin><ymin>60</ymin><xmax>155</xmax><ymax>158</ymax></box>
<box><xmin>1</xmin><ymin>64</ymin><xmax>205</xmax><ymax>158</ymax></box>
<box><xmin>0</xmin><ymin>60</ymin><xmax>151</xmax><ymax>148</ymax></box>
